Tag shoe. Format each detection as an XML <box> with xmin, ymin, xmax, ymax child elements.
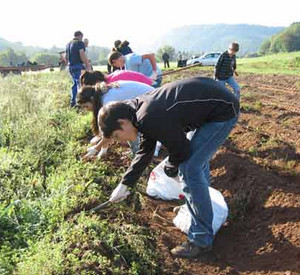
<box><xmin>171</xmin><ymin>241</ymin><xmax>212</xmax><ymax>258</ymax></box>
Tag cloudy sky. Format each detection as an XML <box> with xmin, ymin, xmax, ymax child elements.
<box><xmin>0</xmin><ymin>0</ymin><xmax>299</xmax><ymax>50</ymax></box>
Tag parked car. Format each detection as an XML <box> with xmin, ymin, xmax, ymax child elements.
<box><xmin>186</xmin><ymin>52</ymin><xmax>222</xmax><ymax>66</ymax></box>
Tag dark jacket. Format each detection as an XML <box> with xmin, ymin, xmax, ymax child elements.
<box><xmin>120</xmin><ymin>77</ymin><xmax>239</xmax><ymax>187</ymax></box>
<box><xmin>214</xmin><ymin>51</ymin><xmax>236</xmax><ymax>80</ymax></box>
<box><xmin>162</xmin><ymin>53</ymin><xmax>170</xmax><ymax>61</ymax></box>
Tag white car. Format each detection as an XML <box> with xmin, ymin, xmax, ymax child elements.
<box><xmin>186</xmin><ymin>52</ymin><xmax>222</xmax><ymax>66</ymax></box>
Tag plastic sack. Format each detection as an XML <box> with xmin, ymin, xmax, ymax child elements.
<box><xmin>146</xmin><ymin>156</ymin><xmax>228</xmax><ymax>234</ymax></box>
<box><xmin>173</xmin><ymin>187</ymin><xmax>228</xmax><ymax>235</ymax></box>
<box><xmin>146</xmin><ymin>158</ymin><xmax>185</xmax><ymax>200</ymax></box>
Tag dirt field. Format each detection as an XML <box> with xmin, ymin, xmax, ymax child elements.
<box><xmin>129</xmin><ymin>70</ymin><xmax>300</xmax><ymax>275</ymax></box>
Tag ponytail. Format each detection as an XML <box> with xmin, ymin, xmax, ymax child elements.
<box><xmin>79</xmin><ymin>70</ymin><xmax>106</xmax><ymax>86</ymax></box>
<box><xmin>78</xmin><ymin>82</ymin><xmax>121</xmax><ymax>135</ymax></box>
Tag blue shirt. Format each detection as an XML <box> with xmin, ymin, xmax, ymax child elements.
<box><xmin>66</xmin><ymin>39</ymin><xmax>85</xmax><ymax>66</ymax></box>
<box><xmin>124</xmin><ymin>53</ymin><xmax>161</xmax><ymax>78</ymax></box>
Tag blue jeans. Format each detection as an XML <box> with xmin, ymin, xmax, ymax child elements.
<box><xmin>152</xmin><ymin>75</ymin><xmax>162</xmax><ymax>88</ymax></box>
<box><xmin>69</xmin><ymin>64</ymin><xmax>84</xmax><ymax>107</ymax></box>
<box><xmin>218</xmin><ymin>77</ymin><xmax>240</xmax><ymax>100</ymax></box>
<box><xmin>179</xmin><ymin>116</ymin><xmax>238</xmax><ymax>247</ymax></box>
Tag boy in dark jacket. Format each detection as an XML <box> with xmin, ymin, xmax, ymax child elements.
<box><xmin>215</xmin><ymin>42</ymin><xmax>240</xmax><ymax>100</ymax></box>
<box><xmin>98</xmin><ymin>77</ymin><xmax>239</xmax><ymax>258</ymax></box>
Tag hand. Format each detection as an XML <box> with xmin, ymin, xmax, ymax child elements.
<box><xmin>164</xmin><ymin>162</ymin><xmax>179</xmax><ymax>178</ymax></box>
<box><xmin>151</xmin><ymin>70</ymin><xmax>157</xmax><ymax>80</ymax></box>
<box><xmin>97</xmin><ymin>147</ymin><xmax>108</xmax><ymax>159</ymax></box>
<box><xmin>82</xmin><ymin>145</ymin><xmax>98</xmax><ymax>160</ymax></box>
<box><xmin>109</xmin><ymin>183</ymin><xmax>130</xmax><ymax>203</ymax></box>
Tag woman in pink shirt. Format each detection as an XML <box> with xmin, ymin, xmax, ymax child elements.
<box><xmin>80</xmin><ymin>69</ymin><xmax>154</xmax><ymax>86</ymax></box>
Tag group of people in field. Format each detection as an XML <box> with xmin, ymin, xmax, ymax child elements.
<box><xmin>65</xmin><ymin>30</ymin><xmax>240</xmax><ymax>258</ymax></box>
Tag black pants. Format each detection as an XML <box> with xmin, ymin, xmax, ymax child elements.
<box><xmin>164</xmin><ymin>60</ymin><xmax>170</xmax><ymax>68</ymax></box>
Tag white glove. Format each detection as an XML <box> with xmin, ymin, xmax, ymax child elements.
<box><xmin>97</xmin><ymin>147</ymin><xmax>108</xmax><ymax>159</ymax></box>
<box><xmin>150</xmin><ymin>70</ymin><xmax>157</xmax><ymax>80</ymax></box>
<box><xmin>90</xmin><ymin>135</ymin><xmax>101</xmax><ymax>145</ymax></box>
<box><xmin>84</xmin><ymin>146</ymin><xmax>98</xmax><ymax>158</ymax></box>
<box><xmin>109</xmin><ymin>183</ymin><xmax>130</xmax><ymax>203</ymax></box>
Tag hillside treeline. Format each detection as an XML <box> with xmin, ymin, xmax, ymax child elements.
<box><xmin>260</xmin><ymin>22</ymin><xmax>300</xmax><ymax>54</ymax></box>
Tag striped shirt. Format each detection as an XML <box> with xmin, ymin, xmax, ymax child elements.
<box><xmin>215</xmin><ymin>51</ymin><xmax>236</xmax><ymax>80</ymax></box>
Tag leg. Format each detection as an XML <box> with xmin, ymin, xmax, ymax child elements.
<box><xmin>227</xmin><ymin>77</ymin><xmax>240</xmax><ymax>100</ymax></box>
<box><xmin>69</xmin><ymin>67</ymin><xmax>82</xmax><ymax>107</ymax></box>
<box><xmin>178</xmin><ymin>117</ymin><xmax>238</xmax><ymax>248</ymax></box>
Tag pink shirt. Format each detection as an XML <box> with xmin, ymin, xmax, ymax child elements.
<box><xmin>106</xmin><ymin>70</ymin><xmax>153</xmax><ymax>86</ymax></box>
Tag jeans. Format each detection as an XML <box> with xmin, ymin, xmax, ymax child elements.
<box><xmin>179</xmin><ymin>116</ymin><xmax>238</xmax><ymax>247</ymax></box>
<box><xmin>152</xmin><ymin>75</ymin><xmax>162</xmax><ymax>88</ymax></box>
<box><xmin>69</xmin><ymin>64</ymin><xmax>84</xmax><ymax>107</ymax></box>
<box><xmin>218</xmin><ymin>77</ymin><xmax>240</xmax><ymax>100</ymax></box>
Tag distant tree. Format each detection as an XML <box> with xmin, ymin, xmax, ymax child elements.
<box><xmin>0</xmin><ymin>48</ymin><xmax>28</xmax><ymax>66</ymax></box>
<box><xmin>98</xmin><ymin>48</ymin><xmax>110</xmax><ymax>65</ymax></box>
<box><xmin>259</xmin><ymin>39</ymin><xmax>271</xmax><ymax>55</ymax></box>
<box><xmin>31</xmin><ymin>53</ymin><xmax>60</xmax><ymax>66</ymax></box>
<box><xmin>259</xmin><ymin>22</ymin><xmax>300</xmax><ymax>55</ymax></box>
<box><xmin>156</xmin><ymin>45</ymin><xmax>176</xmax><ymax>62</ymax></box>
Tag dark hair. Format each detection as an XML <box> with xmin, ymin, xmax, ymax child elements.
<box><xmin>80</xmin><ymin>70</ymin><xmax>105</xmax><ymax>86</ymax></box>
<box><xmin>98</xmin><ymin>102</ymin><xmax>137</xmax><ymax>138</ymax></box>
<box><xmin>74</xmin><ymin>31</ymin><xmax>83</xmax><ymax>37</ymax></box>
<box><xmin>114</xmin><ymin>40</ymin><xmax>122</xmax><ymax>48</ymax></box>
<box><xmin>77</xmin><ymin>85</ymin><xmax>106</xmax><ymax>135</ymax></box>
<box><xmin>108</xmin><ymin>51</ymin><xmax>123</xmax><ymax>66</ymax></box>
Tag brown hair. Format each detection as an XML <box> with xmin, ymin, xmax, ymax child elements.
<box><xmin>80</xmin><ymin>70</ymin><xmax>105</xmax><ymax>86</ymax></box>
<box><xmin>77</xmin><ymin>82</ymin><xmax>120</xmax><ymax>135</ymax></box>
<box><xmin>108</xmin><ymin>51</ymin><xmax>123</xmax><ymax>66</ymax></box>
<box><xmin>229</xmin><ymin>42</ymin><xmax>239</xmax><ymax>52</ymax></box>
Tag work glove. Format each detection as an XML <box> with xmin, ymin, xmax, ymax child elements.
<box><xmin>97</xmin><ymin>147</ymin><xmax>108</xmax><ymax>159</ymax></box>
<box><xmin>150</xmin><ymin>70</ymin><xmax>157</xmax><ymax>80</ymax></box>
<box><xmin>109</xmin><ymin>183</ymin><xmax>130</xmax><ymax>203</ymax></box>
<box><xmin>82</xmin><ymin>145</ymin><xmax>98</xmax><ymax>160</ymax></box>
<box><xmin>164</xmin><ymin>161</ymin><xmax>179</xmax><ymax>178</ymax></box>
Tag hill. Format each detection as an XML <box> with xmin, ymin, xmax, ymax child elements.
<box><xmin>260</xmin><ymin>22</ymin><xmax>300</xmax><ymax>54</ymax></box>
<box><xmin>152</xmin><ymin>24</ymin><xmax>284</xmax><ymax>55</ymax></box>
<box><xmin>0</xmin><ymin>37</ymin><xmax>57</xmax><ymax>57</ymax></box>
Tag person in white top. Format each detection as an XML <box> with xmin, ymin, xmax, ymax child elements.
<box><xmin>77</xmin><ymin>80</ymin><xmax>155</xmax><ymax>159</ymax></box>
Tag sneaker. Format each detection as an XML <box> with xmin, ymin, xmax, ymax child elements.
<box><xmin>171</xmin><ymin>241</ymin><xmax>212</xmax><ymax>258</ymax></box>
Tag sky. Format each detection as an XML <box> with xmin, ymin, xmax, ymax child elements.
<box><xmin>0</xmin><ymin>0</ymin><xmax>299</xmax><ymax>50</ymax></box>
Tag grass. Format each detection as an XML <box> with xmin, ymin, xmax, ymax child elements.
<box><xmin>237</xmin><ymin>51</ymin><xmax>300</xmax><ymax>75</ymax></box>
<box><xmin>0</xmin><ymin>72</ymin><xmax>161</xmax><ymax>274</ymax></box>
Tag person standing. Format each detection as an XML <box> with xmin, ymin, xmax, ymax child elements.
<box><xmin>162</xmin><ymin>52</ymin><xmax>170</xmax><ymax>68</ymax></box>
<box><xmin>98</xmin><ymin>77</ymin><xmax>239</xmax><ymax>258</ymax></box>
<box><xmin>214</xmin><ymin>42</ymin><xmax>240</xmax><ymax>100</ymax></box>
<box><xmin>107</xmin><ymin>40</ymin><xmax>133</xmax><ymax>74</ymax></box>
<box><xmin>66</xmin><ymin>31</ymin><xmax>91</xmax><ymax>107</ymax></box>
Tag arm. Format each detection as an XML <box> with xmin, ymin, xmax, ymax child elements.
<box><xmin>79</xmin><ymin>49</ymin><xmax>91</xmax><ymax>71</ymax></box>
<box><xmin>214</xmin><ymin>53</ymin><xmax>224</xmax><ymax>79</ymax></box>
<box><xmin>120</xmin><ymin>134</ymin><xmax>156</xmax><ymax>187</ymax></box>
<box><xmin>159</xmin><ymin>127</ymin><xmax>191</xmax><ymax>168</ymax></box>
<box><xmin>233</xmin><ymin>56</ymin><xmax>238</xmax><ymax>76</ymax></box>
<box><xmin>141</xmin><ymin>53</ymin><xmax>157</xmax><ymax>72</ymax></box>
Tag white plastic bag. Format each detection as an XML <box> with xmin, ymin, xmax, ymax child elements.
<box><xmin>146</xmin><ymin>158</ymin><xmax>184</xmax><ymax>200</ymax></box>
<box><xmin>173</xmin><ymin>187</ymin><xmax>228</xmax><ymax>235</ymax></box>
<box><xmin>146</xmin><ymin>157</ymin><xmax>228</xmax><ymax>234</ymax></box>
